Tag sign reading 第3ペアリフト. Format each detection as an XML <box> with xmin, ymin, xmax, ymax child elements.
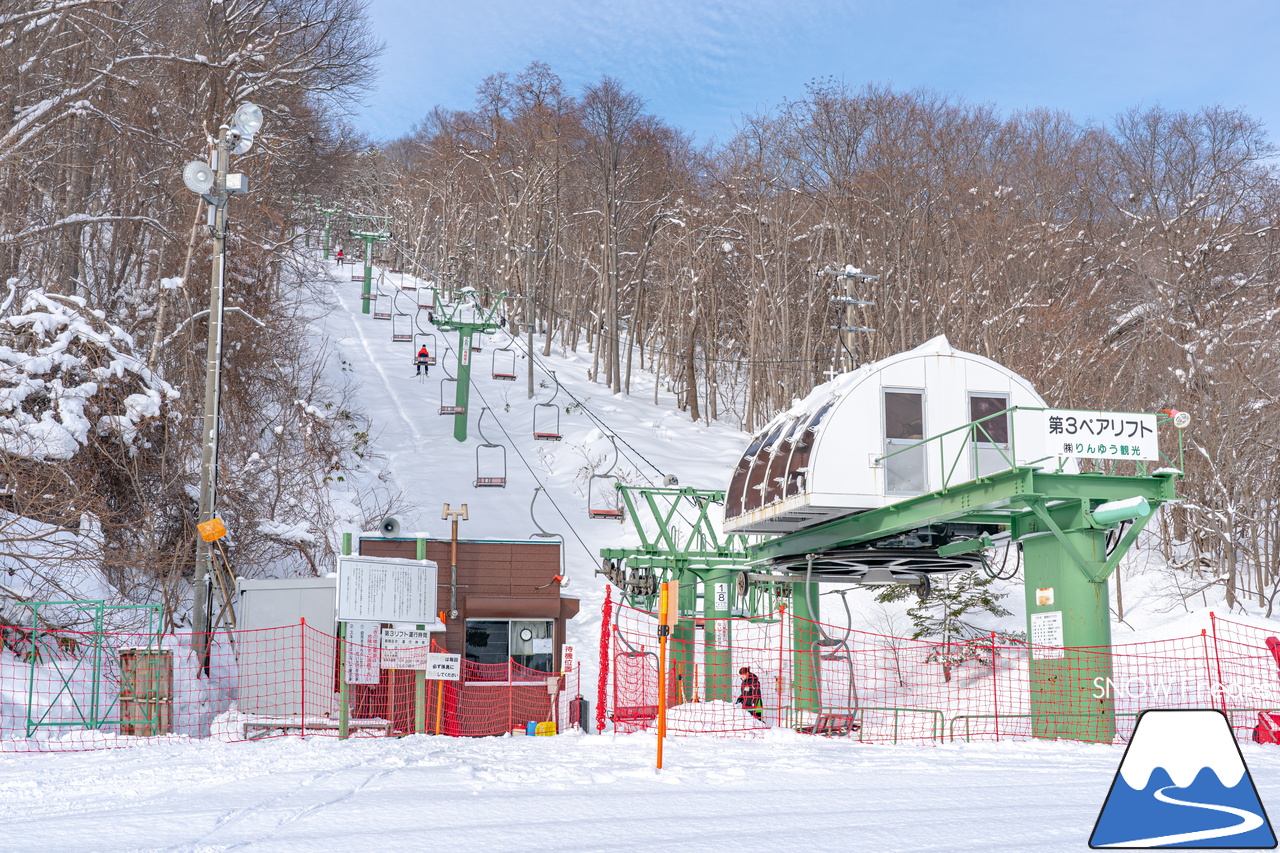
<box><xmin>1045</xmin><ymin>410</ymin><xmax>1159</xmax><ymax>461</ymax></box>
<box><xmin>336</xmin><ymin>556</ymin><xmax>443</xmax><ymax>628</ymax></box>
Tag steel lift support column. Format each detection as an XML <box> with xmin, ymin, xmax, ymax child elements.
<box><xmin>350</xmin><ymin>224</ymin><xmax>390</xmax><ymax>316</ymax></box>
<box><xmin>318</xmin><ymin>206</ymin><xmax>341</xmax><ymax>260</ymax></box>
<box><xmin>431</xmin><ymin>287</ymin><xmax>506</xmax><ymax>442</ymax></box>
<box><xmin>599</xmin><ymin>486</ymin><xmax>763</xmax><ymax>704</ymax></box>
<box><xmin>749</xmin><ymin>465</ymin><xmax>1178</xmax><ymax>742</ymax></box>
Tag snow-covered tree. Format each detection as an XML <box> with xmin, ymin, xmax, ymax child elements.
<box><xmin>878</xmin><ymin>571</ymin><xmax>1018</xmax><ymax>682</ymax></box>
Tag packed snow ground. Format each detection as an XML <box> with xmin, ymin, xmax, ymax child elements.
<box><xmin>6</xmin><ymin>254</ymin><xmax>1280</xmax><ymax>851</ymax></box>
<box><xmin>11</xmin><ymin>728</ymin><xmax>1280</xmax><ymax>852</ymax></box>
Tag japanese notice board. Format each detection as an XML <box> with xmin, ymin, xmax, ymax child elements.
<box><xmin>1030</xmin><ymin>611</ymin><xmax>1065</xmax><ymax>660</ymax></box>
<box><xmin>379</xmin><ymin>628</ymin><xmax>432</xmax><ymax>669</ymax></box>
<box><xmin>345</xmin><ymin>621</ymin><xmax>382</xmax><ymax>685</ymax></box>
<box><xmin>424</xmin><ymin>653</ymin><xmax>461</xmax><ymax>680</ymax></box>
<box><xmin>336</xmin><ymin>556</ymin><xmax>443</xmax><ymax>627</ymax></box>
<box><xmin>1044</xmin><ymin>410</ymin><xmax>1158</xmax><ymax>461</ymax></box>
<box><xmin>561</xmin><ymin>643</ymin><xmax>576</xmax><ymax>674</ymax></box>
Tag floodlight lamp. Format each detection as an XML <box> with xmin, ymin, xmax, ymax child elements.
<box><xmin>182</xmin><ymin>160</ymin><xmax>215</xmax><ymax>194</ymax></box>
<box><xmin>1162</xmin><ymin>408</ymin><xmax>1191</xmax><ymax>429</ymax></box>
<box><xmin>232</xmin><ymin>133</ymin><xmax>253</xmax><ymax>155</ymax></box>
<box><xmin>231</xmin><ymin>102</ymin><xmax>264</xmax><ymax>136</ymax></box>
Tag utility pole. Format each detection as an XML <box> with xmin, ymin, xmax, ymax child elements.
<box><xmin>442</xmin><ymin>503</ymin><xmax>468</xmax><ymax>619</ymax></box>
<box><xmin>180</xmin><ymin>103</ymin><xmax>265</xmax><ymax>672</ymax></box>
<box><xmin>820</xmin><ymin>266</ymin><xmax>877</xmax><ymax>372</ymax></box>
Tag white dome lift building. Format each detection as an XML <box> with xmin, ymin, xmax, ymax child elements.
<box><xmin>721</xmin><ymin>336</ymin><xmax>1183</xmax><ymax>742</ymax></box>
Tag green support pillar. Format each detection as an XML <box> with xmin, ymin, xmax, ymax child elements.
<box><xmin>349</xmin><ymin>228</ymin><xmax>389</xmax><ymax>316</ymax></box>
<box><xmin>1020</xmin><ymin>521</ymin><xmax>1115</xmax><ymax>743</ymax></box>
<box><xmin>320</xmin><ymin>208</ymin><xmax>338</xmax><ymax>260</ymax></box>
<box><xmin>339</xmin><ymin>532</ymin><xmax>352</xmax><ymax>738</ymax></box>
<box><xmin>702</xmin><ymin>569</ymin><xmax>734</xmax><ymax>701</ymax></box>
<box><xmin>668</xmin><ymin>578</ymin><xmax>697</xmax><ymax>704</ymax></box>
<box><xmin>453</xmin><ymin>331</ymin><xmax>474</xmax><ymax>442</ymax></box>
<box><xmin>361</xmin><ymin>238</ymin><xmax>373</xmax><ymax>315</ymax></box>
<box><xmin>415</xmin><ymin>537</ymin><xmax>428</xmax><ymax>734</ymax></box>
<box><xmin>790</xmin><ymin>581</ymin><xmax>822</xmax><ymax>719</ymax></box>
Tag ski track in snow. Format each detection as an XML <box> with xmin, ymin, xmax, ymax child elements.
<box><xmin>6</xmin><ymin>734</ymin><xmax>1280</xmax><ymax>852</ymax></box>
<box><xmin>322</xmin><ymin>276</ymin><xmax>426</xmax><ymax>497</ymax></box>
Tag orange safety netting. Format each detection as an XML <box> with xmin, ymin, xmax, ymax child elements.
<box><xmin>0</xmin><ymin>621</ymin><xmax>580</xmax><ymax>752</ymax></box>
<box><xmin>599</xmin><ymin>603</ymin><xmax>1280</xmax><ymax>746</ymax></box>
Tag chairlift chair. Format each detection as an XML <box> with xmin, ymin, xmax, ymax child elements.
<box><xmin>533</xmin><ymin>404</ymin><xmax>561</xmax><ymax>441</ymax></box>
<box><xmin>372</xmin><ymin>292</ymin><xmax>391</xmax><ymax>320</ymax></box>
<box><xmin>439</xmin><ymin>378</ymin><xmax>465</xmax><ymax>416</ymax></box>
<box><xmin>473</xmin><ymin>408</ymin><xmax>507</xmax><ymax>488</ymax></box>
<box><xmin>587</xmin><ymin>434</ymin><xmax>624</xmax><ymax>520</ymax></box>
<box><xmin>391</xmin><ymin>313</ymin><xmax>413</xmax><ymax>342</ymax></box>
<box><xmin>417</xmin><ymin>285</ymin><xmax>435</xmax><ymax>309</ymax></box>
<box><xmin>588</xmin><ymin>474</ymin><xmax>624</xmax><ymax>520</ymax></box>
<box><xmin>532</xmin><ymin>371</ymin><xmax>562</xmax><ymax>440</ymax></box>
<box><xmin>492</xmin><ymin>346</ymin><xmax>517</xmax><ymax>381</ymax></box>
<box><xmin>412</xmin><ymin>332</ymin><xmax>438</xmax><ymax>366</ymax></box>
<box><xmin>529</xmin><ymin>487</ymin><xmax>568</xmax><ymax>583</ymax></box>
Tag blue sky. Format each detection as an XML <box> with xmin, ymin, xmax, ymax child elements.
<box><xmin>356</xmin><ymin>0</ymin><xmax>1280</xmax><ymax>147</ymax></box>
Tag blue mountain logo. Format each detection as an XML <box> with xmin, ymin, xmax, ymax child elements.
<box><xmin>1091</xmin><ymin>709</ymin><xmax>1276</xmax><ymax>848</ymax></box>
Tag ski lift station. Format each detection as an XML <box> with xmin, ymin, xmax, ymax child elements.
<box><xmin>593</xmin><ymin>334</ymin><xmax>1182</xmax><ymax>743</ymax></box>
<box><xmin>724</xmin><ymin>335</ymin><xmax>1075</xmax><ymax>537</ymax></box>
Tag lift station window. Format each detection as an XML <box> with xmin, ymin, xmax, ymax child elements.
<box><xmin>969</xmin><ymin>393</ymin><xmax>1011</xmax><ymax>478</ymax></box>
<box><xmin>884</xmin><ymin>389</ymin><xmax>926</xmax><ymax>495</ymax></box>
<box><xmin>465</xmin><ymin>619</ymin><xmax>554</xmax><ymax>676</ymax></box>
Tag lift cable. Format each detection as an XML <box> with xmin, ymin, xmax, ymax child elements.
<box><xmin>435</xmin><ymin>332</ymin><xmax>598</xmax><ymax>570</ymax></box>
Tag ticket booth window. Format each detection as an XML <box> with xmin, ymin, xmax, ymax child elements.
<box><xmin>465</xmin><ymin>619</ymin><xmax>554</xmax><ymax>675</ymax></box>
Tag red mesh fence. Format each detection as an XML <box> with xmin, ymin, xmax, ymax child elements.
<box><xmin>0</xmin><ymin>621</ymin><xmax>575</xmax><ymax>752</ymax></box>
<box><xmin>604</xmin><ymin>603</ymin><xmax>1280</xmax><ymax>745</ymax></box>
<box><xmin>7</xmin><ymin>610</ymin><xmax>1280</xmax><ymax>751</ymax></box>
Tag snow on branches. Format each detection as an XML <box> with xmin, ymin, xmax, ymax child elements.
<box><xmin>0</xmin><ymin>287</ymin><xmax>178</xmax><ymax>461</ymax></box>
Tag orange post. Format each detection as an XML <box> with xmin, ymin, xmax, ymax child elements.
<box><xmin>434</xmin><ymin>680</ymin><xmax>443</xmax><ymax>735</ymax></box>
<box><xmin>656</xmin><ymin>580</ymin><xmax>679</xmax><ymax>770</ymax></box>
<box><xmin>657</xmin><ymin>632</ymin><xmax>668</xmax><ymax>769</ymax></box>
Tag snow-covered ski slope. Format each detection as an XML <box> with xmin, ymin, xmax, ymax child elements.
<box><xmin>312</xmin><ymin>254</ymin><xmax>750</xmax><ymax>653</ymax></box>
<box><xmin>9</xmin><ymin>256</ymin><xmax>1280</xmax><ymax>853</ymax></box>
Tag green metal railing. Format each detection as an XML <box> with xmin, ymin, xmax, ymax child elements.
<box><xmin>875</xmin><ymin>406</ymin><xmax>1186</xmax><ymax>495</ymax></box>
<box><xmin>19</xmin><ymin>600</ymin><xmax>163</xmax><ymax>736</ymax></box>
<box><xmin>947</xmin><ymin>711</ymin><xmax>1141</xmax><ymax>743</ymax></box>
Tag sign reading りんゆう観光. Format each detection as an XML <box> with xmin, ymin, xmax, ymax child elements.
<box><xmin>1044</xmin><ymin>410</ymin><xmax>1158</xmax><ymax>461</ymax></box>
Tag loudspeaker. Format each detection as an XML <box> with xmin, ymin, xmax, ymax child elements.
<box><xmin>379</xmin><ymin>517</ymin><xmax>401</xmax><ymax>538</ymax></box>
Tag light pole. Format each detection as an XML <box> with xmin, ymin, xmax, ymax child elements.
<box><xmin>181</xmin><ymin>103</ymin><xmax>265</xmax><ymax>671</ymax></box>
